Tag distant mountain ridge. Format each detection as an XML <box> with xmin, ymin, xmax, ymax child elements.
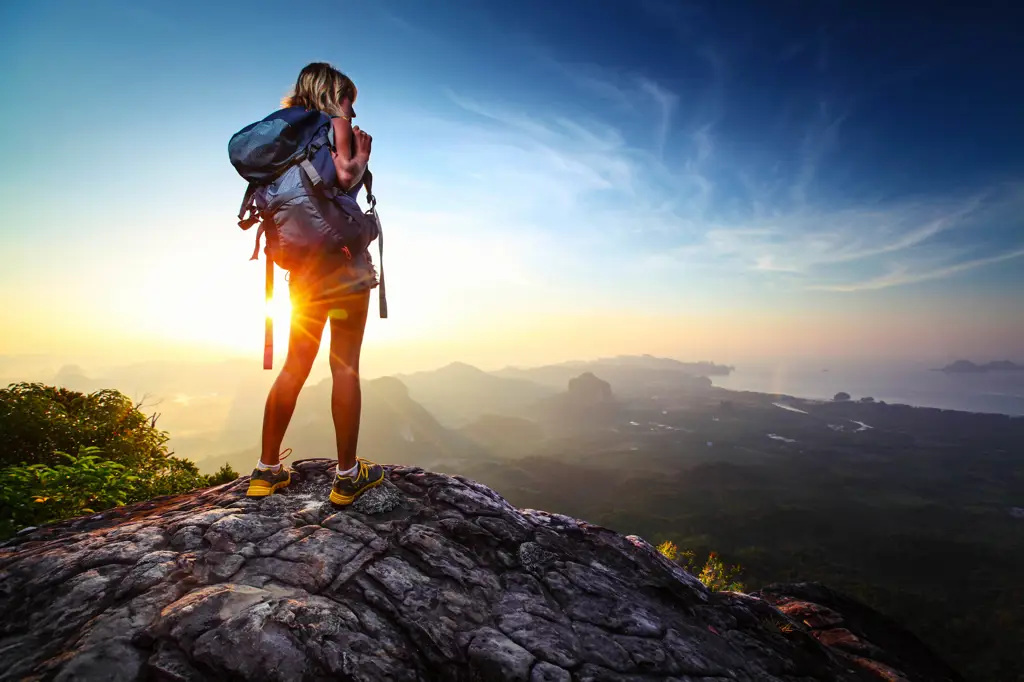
<box><xmin>492</xmin><ymin>355</ymin><xmax>725</xmax><ymax>397</ymax></box>
<box><xmin>937</xmin><ymin>359</ymin><xmax>1023</xmax><ymax>373</ymax></box>
<box><xmin>495</xmin><ymin>354</ymin><xmax>733</xmax><ymax>383</ymax></box>
<box><xmin>393</xmin><ymin>362</ymin><xmax>557</xmax><ymax>427</ymax></box>
<box><xmin>196</xmin><ymin>376</ymin><xmax>485</xmax><ymax>474</ymax></box>
<box><xmin>390</xmin><ymin>355</ymin><xmax>725</xmax><ymax>427</ymax></box>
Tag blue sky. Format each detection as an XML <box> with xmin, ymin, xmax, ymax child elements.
<box><xmin>1</xmin><ymin>0</ymin><xmax>1022</xmax><ymax>371</ymax></box>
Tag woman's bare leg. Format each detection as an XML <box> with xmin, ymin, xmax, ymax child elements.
<box><xmin>260</xmin><ymin>307</ymin><xmax>328</xmax><ymax>466</ymax></box>
<box><xmin>327</xmin><ymin>291</ymin><xmax>370</xmax><ymax>471</ymax></box>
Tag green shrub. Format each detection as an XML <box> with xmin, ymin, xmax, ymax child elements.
<box><xmin>0</xmin><ymin>447</ymin><xmax>138</xmax><ymax>538</ymax></box>
<box><xmin>657</xmin><ymin>540</ymin><xmax>746</xmax><ymax>592</ymax></box>
<box><xmin>0</xmin><ymin>383</ymin><xmax>169</xmax><ymax>469</ymax></box>
<box><xmin>207</xmin><ymin>463</ymin><xmax>240</xmax><ymax>486</ymax></box>
<box><xmin>0</xmin><ymin>383</ymin><xmax>240</xmax><ymax>540</ymax></box>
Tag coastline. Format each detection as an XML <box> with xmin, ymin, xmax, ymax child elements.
<box><xmin>710</xmin><ymin>367</ymin><xmax>1024</xmax><ymax>418</ymax></box>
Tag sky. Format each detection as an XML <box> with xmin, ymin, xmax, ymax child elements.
<box><xmin>1</xmin><ymin>0</ymin><xmax>1023</xmax><ymax>378</ymax></box>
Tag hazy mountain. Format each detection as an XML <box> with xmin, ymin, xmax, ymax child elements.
<box><xmin>594</xmin><ymin>354</ymin><xmax>734</xmax><ymax>374</ymax></box>
<box><xmin>0</xmin><ymin>354</ymin><xmax>64</xmax><ymax>387</ymax></box>
<box><xmin>393</xmin><ymin>361</ymin><xmax>557</xmax><ymax>427</ymax></box>
<box><xmin>494</xmin><ymin>355</ymin><xmax>718</xmax><ymax>398</ymax></box>
<box><xmin>196</xmin><ymin>375</ymin><xmax>486</xmax><ymax>474</ymax></box>
<box><xmin>509</xmin><ymin>371</ymin><xmax>621</xmax><ymax>439</ymax></box>
<box><xmin>938</xmin><ymin>359</ymin><xmax>1023</xmax><ymax>373</ymax></box>
<box><xmin>52</xmin><ymin>365</ymin><xmax>101</xmax><ymax>394</ymax></box>
<box><xmin>456</xmin><ymin>414</ymin><xmax>546</xmax><ymax>456</ymax></box>
<box><xmin>5</xmin><ymin>355</ymin><xmax>724</xmax><ymax>462</ymax></box>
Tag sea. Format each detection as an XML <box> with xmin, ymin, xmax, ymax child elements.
<box><xmin>711</xmin><ymin>365</ymin><xmax>1024</xmax><ymax>417</ymax></box>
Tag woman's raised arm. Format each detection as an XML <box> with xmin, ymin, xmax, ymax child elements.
<box><xmin>331</xmin><ymin>117</ymin><xmax>371</xmax><ymax>191</ymax></box>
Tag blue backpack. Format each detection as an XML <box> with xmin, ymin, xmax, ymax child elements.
<box><xmin>228</xmin><ymin>106</ymin><xmax>387</xmax><ymax>319</ymax></box>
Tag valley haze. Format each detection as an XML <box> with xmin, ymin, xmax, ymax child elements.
<box><xmin>3</xmin><ymin>353</ymin><xmax>1022</xmax><ymax>469</ymax></box>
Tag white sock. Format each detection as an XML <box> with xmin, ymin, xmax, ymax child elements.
<box><xmin>257</xmin><ymin>461</ymin><xmax>281</xmax><ymax>473</ymax></box>
<box><xmin>337</xmin><ymin>462</ymin><xmax>359</xmax><ymax>478</ymax></box>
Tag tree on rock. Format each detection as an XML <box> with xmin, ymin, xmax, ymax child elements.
<box><xmin>833</xmin><ymin>392</ymin><xmax>851</xmax><ymax>402</ymax></box>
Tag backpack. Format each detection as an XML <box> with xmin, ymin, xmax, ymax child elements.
<box><xmin>228</xmin><ymin>106</ymin><xmax>387</xmax><ymax>318</ymax></box>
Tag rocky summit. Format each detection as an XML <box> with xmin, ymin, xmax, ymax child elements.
<box><xmin>0</xmin><ymin>459</ymin><xmax>962</xmax><ymax>682</ymax></box>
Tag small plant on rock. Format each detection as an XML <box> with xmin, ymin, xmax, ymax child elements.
<box><xmin>656</xmin><ymin>540</ymin><xmax>745</xmax><ymax>592</ymax></box>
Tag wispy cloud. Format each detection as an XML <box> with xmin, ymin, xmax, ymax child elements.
<box><xmin>658</xmin><ymin>185</ymin><xmax>1024</xmax><ymax>291</ymax></box>
<box><xmin>692</xmin><ymin>124</ymin><xmax>714</xmax><ymax>163</ymax></box>
<box><xmin>443</xmin><ymin>89</ymin><xmax>645</xmax><ymax>206</ymax></box>
<box><xmin>636</xmin><ymin>76</ymin><xmax>678</xmax><ymax>157</ymax></box>
<box><xmin>435</xmin><ymin>38</ymin><xmax>1024</xmax><ymax>296</ymax></box>
<box><xmin>525</xmin><ymin>49</ymin><xmax>687</xmax><ymax>158</ymax></box>
<box><xmin>811</xmin><ymin>247</ymin><xmax>1024</xmax><ymax>292</ymax></box>
<box><xmin>792</xmin><ymin>101</ymin><xmax>848</xmax><ymax>205</ymax></box>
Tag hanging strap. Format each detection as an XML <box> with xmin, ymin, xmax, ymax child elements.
<box><xmin>363</xmin><ymin>168</ymin><xmax>374</xmax><ymax>200</ymax></box>
<box><xmin>362</xmin><ymin>170</ymin><xmax>387</xmax><ymax>319</ymax></box>
<box><xmin>263</xmin><ymin>247</ymin><xmax>274</xmax><ymax>370</ymax></box>
<box><xmin>238</xmin><ymin>183</ymin><xmax>260</xmax><ymax>230</ymax></box>
<box><xmin>249</xmin><ymin>221</ymin><xmax>266</xmax><ymax>261</ymax></box>
<box><xmin>370</xmin><ymin>205</ymin><xmax>387</xmax><ymax>319</ymax></box>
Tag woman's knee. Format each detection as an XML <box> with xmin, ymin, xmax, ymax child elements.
<box><xmin>329</xmin><ymin>353</ymin><xmax>360</xmax><ymax>380</ymax></box>
<box><xmin>277</xmin><ymin>361</ymin><xmax>314</xmax><ymax>390</ymax></box>
<box><xmin>281</xmin><ymin>344</ymin><xmax>319</xmax><ymax>384</ymax></box>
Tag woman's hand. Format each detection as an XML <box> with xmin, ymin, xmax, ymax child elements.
<box><xmin>352</xmin><ymin>125</ymin><xmax>372</xmax><ymax>161</ymax></box>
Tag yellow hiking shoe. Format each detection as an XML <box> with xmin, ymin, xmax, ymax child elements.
<box><xmin>246</xmin><ymin>449</ymin><xmax>292</xmax><ymax>497</ymax></box>
<box><xmin>329</xmin><ymin>459</ymin><xmax>385</xmax><ymax>506</ymax></box>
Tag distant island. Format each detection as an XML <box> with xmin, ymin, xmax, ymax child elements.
<box><xmin>936</xmin><ymin>359</ymin><xmax>1024</xmax><ymax>373</ymax></box>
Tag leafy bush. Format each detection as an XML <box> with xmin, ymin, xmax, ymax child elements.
<box><xmin>0</xmin><ymin>447</ymin><xmax>139</xmax><ymax>538</ymax></box>
<box><xmin>0</xmin><ymin>383</ymin><xmax>240</xmax><ymax>540</ymax></box>
<box><xmin>207</xmin><ymin>464</ymin><xmax>241</xmax><ymax>486</ymax></box>
<box><xmin>657</xmin><ymin>540</ymin><xmax>745</xmax><ymax>592</ymax></box>
<box><xmin>0</xmin><ymin>383</ymin><xmax>169</xmax><ymax>469</ymax></box>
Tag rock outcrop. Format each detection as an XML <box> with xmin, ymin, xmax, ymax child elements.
<box><xmin>567</xmin><ymin>373</ymin><xmax>613</xmax><ymax>406</ymax></box>
<box><xmin>0</xmin><ymin>459</ymin><xmax>961</xmax><ymax>682</ymax></box>
<box><xmin>536</xmin><ymin>373</ymin><xmax>619</xmax><ymax>434</ymax></box>
<box><xmin>755</xmin><ymin>584</ymin><xmax>965</xmax><ymax>682</ymax></box>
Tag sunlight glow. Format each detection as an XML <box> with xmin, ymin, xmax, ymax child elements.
<box><xmin>264</xmin><ymin>290</ymin><xmax>293</xmax><ymax>326</ymax></box>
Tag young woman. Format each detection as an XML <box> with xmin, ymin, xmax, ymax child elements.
<box><xmin>246</xmin><ymin>62</ymin><xmax>384</xmax><ymax>505</ymax></box>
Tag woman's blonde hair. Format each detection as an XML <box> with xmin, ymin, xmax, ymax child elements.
<box><xmin>281</xmin><ymin>62</ymin><xmax>357</xmax><ymax>118</ymax></box>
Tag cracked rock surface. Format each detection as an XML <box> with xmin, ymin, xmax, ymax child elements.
<box><xmin>0</xmin><ymin>459</ymin><xmax>958</xmax><ymax>681</ymax></box>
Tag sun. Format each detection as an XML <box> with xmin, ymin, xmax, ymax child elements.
<box><xmin>264</xmin><ymin>290</ymin><xmax>293</xmax><ymax>325</ymax></box>
<box><xmin>193</xmin><ymin>274</ymin><xmax>298</xmax><ymax>356</ymax></box>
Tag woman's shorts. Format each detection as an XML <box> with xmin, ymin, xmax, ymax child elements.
<box><xmin>287</xmin><ymin>251</ymin><xmax>378</xmax><ymax>329</ymax></box>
